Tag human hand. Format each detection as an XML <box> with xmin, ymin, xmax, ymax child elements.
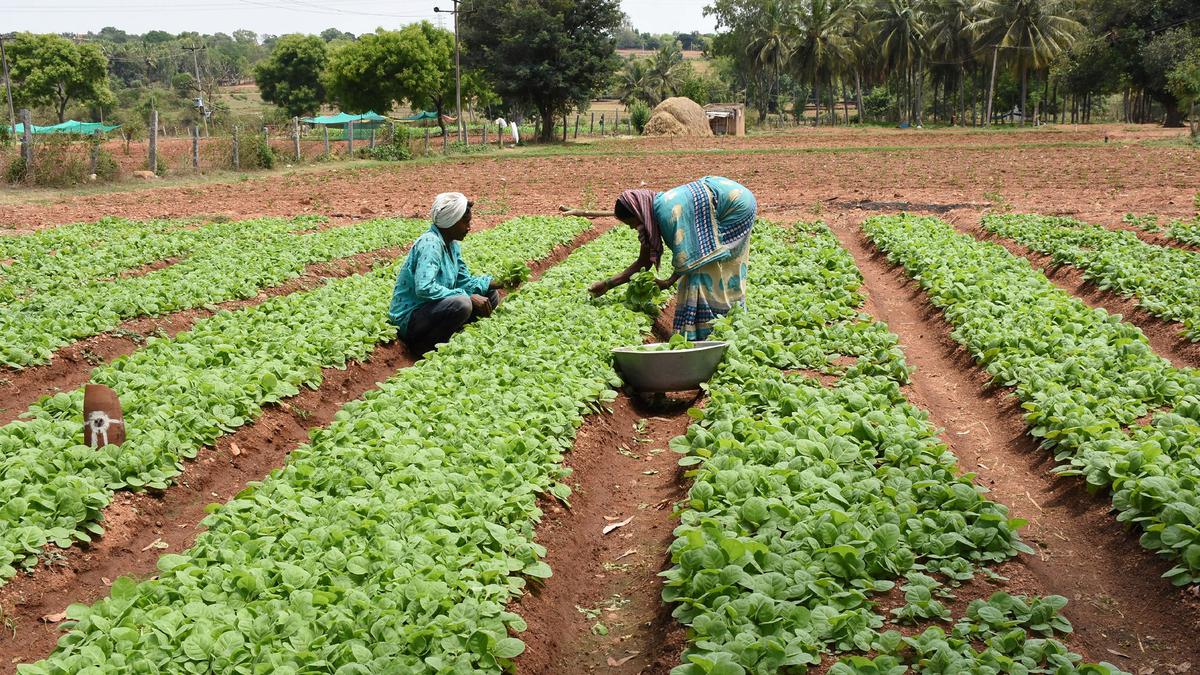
<box><xmin>655</xmin><ymin>277</ymin><xmax>675</xmax><ymax>290</ymax></box>
<box><xmin>588</xmin><ymin>280</ymin><xmax>609</xmax><ymax>297</ymax></box>
<box><xmin>470</xmin><ymin>294</ymin><xmax>493</xmax><ymax>317</ymax></box>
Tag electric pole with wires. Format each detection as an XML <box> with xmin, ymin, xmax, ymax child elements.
<box><xmin>182</xmin><ymin>44</ymin><xmax>209</xmax><ymax>137</ymax></box>
<box><xmin>434</xmin><ymin>0</ymin><xmax>472</xmax><ymax>143</ymax></box>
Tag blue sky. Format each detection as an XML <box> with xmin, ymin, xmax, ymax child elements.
<box><xmin>6</xmin><ymin>0</ymin><xmax>716</xmax><ymax>38</ymax></box>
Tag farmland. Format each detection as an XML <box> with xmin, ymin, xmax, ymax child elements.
<box><xmin>1</xmin><ymin>124</ymin><xmax>1199</xmax><ymax>674</ymax></box>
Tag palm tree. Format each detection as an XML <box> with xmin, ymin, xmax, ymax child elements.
<box><xmin>616</xmin><ymin>58</ymin><xmax>657</xmax><ymax>107</ymax></box>
<box><xmin>927</xmin><ymin>0</ymin><xmax>979</xmax><ymax>125</ymax></box>
<box><xmin>970</xmin><ymin>0</ymin><xmax>1081</xmax><ymax>125</ymax></box>
<box><xmin>746</xmin><ymin>0</ymin><xmax>793</xmax><ymax>122</ymax></box>
<box><xmin>872</xmin><ymin>0</ymin><xmax>928</xmax><ymax>125</ymax></box>
<box><xmin>791</xmin><ymin>0</ymin><xmax>854</xmax><ymax>126</ymax></box>
<box><xmin>649</xmin><ymin>42</ymin><xmax>686</xmax><ymax>102</ymax></box>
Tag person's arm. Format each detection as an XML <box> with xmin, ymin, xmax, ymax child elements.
<box><xmin>588</xmin><ymin>243</ymin><xmax>654</xmax><ymax>296</ymax></box>
<box><xmin>453</xmin><ymin>248</ymin><xmax>493</xmax><ymax>296</ymax></box>
<box><xmin>412</xmin><ymin>240</ymin><xmax>467</xmax><ymax>302</ymax></box>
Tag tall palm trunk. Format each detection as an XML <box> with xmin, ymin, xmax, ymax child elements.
<box><xmin>814</xmin><ymin>79</ymin><xmax>821</xmax><ymax>127</ymax></box>
<box><xmin>985</xmin><ymin>44</ymin><xmax>999</xmax><ymax>126</ymax></box>
<box><xmin>1020</xmin><ymin>64</ymin><xmax>1028</xmax><ymax>125</ymax></box>
<box><xmin>959</xmin><ymin>66</ymin><xmax>966</xmax><ymax>126</ymax></box>
<box><xmin>855</xmin><ymin>71</ymin><xmax>865</xmax><ymax>124</ymax></box>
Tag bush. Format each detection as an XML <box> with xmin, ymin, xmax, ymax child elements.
<box><xmin>94</xmin><ymin>148</ymin><xmax>120</xmax><ymax>181</ymax></box>
<box><xmin>240</xmin><ymin>131</ymin><xmax>276</xmax><ymax>170</ymax></box>
<box><xmin>363</xmin><ymin>125</ymin><xmax>413</xmax><ymax>161</ymax></box>
<box><xmin>5</xmin><ymin>155</ymin><xmax>27</xmax><ymax>184</ymax></box>
<box><xmin>629</xmin><ymin>101</ymin><xmax>651</xmax><ymax>134</ymax></box>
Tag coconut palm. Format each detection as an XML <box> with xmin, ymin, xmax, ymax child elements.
<box><xmin>746</xmin><ymin>0</ymin><xmax>794</xmax><ymax>121</ymax></box>
<box><xmin>872</xmin><ymin>0</ymin><xmax>928</xmax><ymax>125</ymax></box>
<box><xmin>616</xmin><ymin>57</ymin><xmax>658</xmax><ymax>107</ymax></box>
<box><xmin>791</xmin><ymin>0</ymin><xmax>854</xmax><ymax>126</ymax></box>
<box><xmin>970</xmin><ymin>0</ymin><xmax>1082</xmax><ymax>125</ymax></box>
<box><xmin>649</xmin><ymin>42</ymin><xmax>687</xmax><ymax>102</ymax></box>
<box><xmin>927</xmin><ymin>0</ymin><xmax>980</xmax><ymax>125</ymax></box>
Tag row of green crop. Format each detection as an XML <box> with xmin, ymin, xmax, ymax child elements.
<box><xmin>864</xmin><ymin>214</ymin><xmax>1200</xmax><ymax>587</ymax></box>
<box><xmin>20</xmin><ymin>226</ymin><xmax>650</xmax><ymax>674</ymax></box>
<box><xmin>664</xmin><ymin>223</ymin><xmax>1119</xmax><ymax>674</ymax></box>
<box><xmin>1166</xmin><ymin>218</ymin><xmax>1200</xmax><ymax>247</ymax></box>
<box><xmin>0</xmin><ymin>216</ymin><xmax>592</xmax><ymax>589</ymax></box>
<box><xmin>984</xmin><ymin>213</ymin><xmax>1200</xmax><ymax>340</ymax></box>
<box><xmin>0</xmin><ymin>217</ymin><xmax>214</xmax><ymax>304</ymax></box>
<box><xmin>1</xmin><ymin>216</ymin><xmax>419</xmax><ymax>369</ymax></box>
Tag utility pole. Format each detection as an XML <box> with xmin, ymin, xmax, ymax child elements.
<box><xmin>0</xmin><ymin>33</ymin><xmax>16</xmax><ymax>142</ymax></box>
<box><xmin>434</xmin><ymin>1</ymin><xmax>473</xmax><ymax>143</ymax></box>
<box><xmin>183</xmin><ymin>45</ymin><xmax>209</xmax><ymax>137</ymax></box>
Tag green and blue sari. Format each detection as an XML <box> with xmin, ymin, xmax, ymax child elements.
<box><xmin>652</xmin><ymin>176</ymin><xmax>756</xmax><ymax>340</ymax></box>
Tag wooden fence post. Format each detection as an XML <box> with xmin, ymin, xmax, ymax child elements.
<box><xmin>19</xmin><ymin>108</ymin><xmax>32</xmax><ymax>171</ymax></box>
<box><xmin>292</xmin><ymin>117</ymin><xmax>301</xmax><ymax>161</ymax></box>
<box><xmin>574</xmin><ymin>115</ymin><xmax>580</xmax><ymax>139</ymax></box>
<box><xmin>89</xmin><ymin>130</ymin><xmax>100</xmax><ymax>177</ymax></box>
<box><xmin>424</xmin><ymin>128</ymin><xmax>430</xmax><ymax>155</ymax></box>
<box><xmin>590</xmin><ymin>112</ymin><xmax>594</xmax><ymax>135</ymax></box>
<box><xmin>369</xmin><ymin>127</ymin><xmax>376</xmax><ymax>149</ymax></box>
<box><xmin>323</xmin><ymin>126</ymin><xmax>329</xmax><ymax>155</ymax></box>
<box><xmin>614</xmin><ymin>109</ymin><xmax>620</xmax><ymax>135</ymax></box>
<box><xmin>482</xmin><ymin>124</ymin><xmax>487</xmax><ymax>146</ymax></box>
<box><xmin>442</xmin><ymin>128</ymin><xmax>448</xmax><ymax>154</ymax></box>
<box><xmin>191</xmin><ymin>125</ymin><xmax>200</xmax><ymax>170</ymax></box>
<box><xmin>148</xmin><ymin>110</ymin><xmax>157</xmax><ymax>174</ymax></box>
<box><xmin>232</xmin><ymin>125</ymin><xmax>240</xmax><ymax>170</ymax></box>
<box><xmin>347</xmin><ymin>121</ymin><xmax>354</xmax><ymax>155</ymax></box>
<box><xmin>600</xmin><ymin>115</ymin><xmax>605</xmax><ymax>137</ymax></box>
<box><xmin>497</xmin><ymin>122</ymin><xmax>503</xmax><ymax>149</ymax></box>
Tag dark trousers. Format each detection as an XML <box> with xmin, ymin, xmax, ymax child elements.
<box><xmin>403</xmin><ymin>289</ymin><xmax>500</xmax><ymax>355</ymax></box>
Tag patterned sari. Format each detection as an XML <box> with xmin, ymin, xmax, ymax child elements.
<box><xmin>652</xmin><ymin>176</ymin><xmax>756</xmax><ymax>340</ymax></box>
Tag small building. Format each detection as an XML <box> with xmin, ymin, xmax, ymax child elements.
<box><xmin>704</xmin><ymin>104</ymin><xmax>745</xmax><ymax>136</ymax></box>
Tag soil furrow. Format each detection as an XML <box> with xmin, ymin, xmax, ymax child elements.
<box><xmin>0</xmin><ymin>222</ymin><xmax>609</xmax><ymax>673</ymax></box>
<box><xmin>828</xmin><ymin>214</ymin><xmax>1200</xmax><ymax>671</ymax></box>
<box><xmin>514</xmin><ymin>391</ymin><xmax>691</xmax><ymax>675</ymax></box>
<box><xmin>945</xmin><ymin>215</ymin><xmax>1200</xmax><ymax>370</ymax></box>
<box><xmin>0</xmin><ymin>244</ymin><xmax>409</xmax><ymax>426</ymax></box>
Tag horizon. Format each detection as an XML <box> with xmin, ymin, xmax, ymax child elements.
<box><xmin>4</xmin><ymin>0</ymin><xmax>717</xmax><ymax>40</ymax></box>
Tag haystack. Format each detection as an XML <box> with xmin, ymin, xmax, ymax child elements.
<box><xmin>643</xmin><ymin>97</ymin><xmax>713</xmax><ymax>137</ymax></box>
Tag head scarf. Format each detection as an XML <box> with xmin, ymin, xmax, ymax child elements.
<box><xmin>431</xmin><ymin>192</ymin><xmax>469</xmax><ymax>229</ymax></box>
<box><xmin>617</xmin><ymin>189</ymin><xmax>663</xmax><ymax>269</ymax></box>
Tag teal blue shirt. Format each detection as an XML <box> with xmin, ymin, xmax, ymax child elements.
<box><xmin>388</xmin><ymin>225</ymin><xmax>492</xmax><ymax>336</ymax></box>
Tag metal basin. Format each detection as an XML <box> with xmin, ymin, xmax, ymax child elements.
<box><xmin>612</xmin><ymin>341</ymin><xmax>728</xmax><ymax>392</ymax></box>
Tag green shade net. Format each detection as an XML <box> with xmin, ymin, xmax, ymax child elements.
<box><xmin>300</xmin><ymin>110</ymin><xmax>387</xmax><ymax>125</ymax></box>
<box><xmin>13</xmin><ymin>120</ymin><xmax>120</xmax><ymax>135</ymax></box>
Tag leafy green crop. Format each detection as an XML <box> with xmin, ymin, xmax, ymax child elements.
<box><xmin>20</xmin><ymin>226</ymin><xmax>656</xmax><ymax>674</ymax></box>
<box><xmin>636</xmin><ymin>334</ymin><xmax>696</xmax><ymax>351</ymax></box>
<box><xmin>1167</xmin><ymin>217</ymin><xmax>1200</xmax><ymax>247</ymax></box>
<box><xmin>624</xmin><ymin>269</ymin><xmax>665</xmax><ymax>316</ymax></box>
<box><xmin>664</xmin><ymin>222</ymin><xmax>1122</xmax><ymax>674</ymax></box>
<box><xmin>0</xmin><ymin>216</ymin><xmax>419</xmax><ymax>369</ymax></box>
<box><xmin>866</xmin><ymin>214</ymin><xmax>1200</xmax><ymax>586</ymax></box>
<box><xmin>984</xmin><ymin>213</ymin><xmax>1200</xmax><ymax>341</ymax></box>
<box><xmin>0</xmin><ymin>216</ymin><xmax>592</xmax><ymax>588</ymax></box>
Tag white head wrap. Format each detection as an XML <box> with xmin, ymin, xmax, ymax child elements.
<box><xmin>431</xmin><ymin>192</ymin><xmax>469</xmax><ymax>229</ymax></box>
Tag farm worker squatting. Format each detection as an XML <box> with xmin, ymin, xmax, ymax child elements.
<box><xmin>388</xmin><ymin>192</ymin><xmax>508</xmax><ymax>355</ymax></box>
<box><xmin>589</xmin><ymin>176</ymin><xmax>757</xmax><ymax>340</ymax></box>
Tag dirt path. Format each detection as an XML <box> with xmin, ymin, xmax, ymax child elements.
<box><xmin>827</xmin><ymin>213</ymin><xmax>1200</xmax><ymax>672</ymax></box>
<box><xmin>945</xmin><ymin>215</ymin><xmax>1200</xmax><ymax>370</ymax></box>
<box><xmin>0</xmin><ymin>245</ymin><xmax>407</xmax><ymax>425</ymax></box>
<box><xmin>0</xmin><ymin>224</ymin><xmax>609</xmax><ymax>673</ymax></box>
<box><xmin>514</xmin><ymin>391</ymin><xmax>692</xmax><ymax>675</ymax></box>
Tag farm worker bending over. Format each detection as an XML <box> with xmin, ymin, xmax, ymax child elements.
<box><xmin>589</xmin><ymin>176</ymin><xmax>757</xmax><ymax>340</ymax></box>
<box><xmin>388</xmin><ymin>192</ymin><xmax>504</xmax><ymax>355</ymax></box>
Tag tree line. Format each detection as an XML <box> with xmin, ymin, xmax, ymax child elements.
<box><xmin>704</xmin><ymin>0</ymin><xmax>1200</xmax><ymax>128</ymax></box>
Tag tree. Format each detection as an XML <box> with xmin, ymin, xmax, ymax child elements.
<box><xmin>928</xmin><ymin>0</ymin><xmax>979</xmax><ymax>125</ymax></box>
<box><xmin>617</xmin><ymin>58</ymin><xmax>658</xmax><ymax>106</ymax></box>
<box><xmin>6</xmin><ymin>33</ymin><xmax>114</xmax><ymax>122</ymax></box>
<box><xmin>461</xmin><ymin>0</ymin><xmax>624</xmax><ymax>142</ymax></box>
<box><xmin>1166</xmin><ymin>44</ymin><xmax>1200</xmax><ymax>137</ymax></box>
<box><xmin>255</xmin><ymin>34</ymin><xmax>328</xmax><ymax>118</ymax></box>
<box><xmin>793</xmin><ymin>0</ymin><xmax>854</xmax><ymax>125</ymax></box>
<box><xmin>324</xmin><ymin>23</ymin><xmax>483</xmax><ymax>137</ymax></box>
<box><xmin>872</xmin><ymin>0</ymin><xmax>926</xmax><ymax>125</ymax></box>
<box><xmin>649</xmin><ymin>42</ymin><xmax>687</xmax><ymax>101</ymax></box>
<box><xmin>971</xmin><ymin>0</ymin><xmax>1080</xmax><ymax>125</ymax></box>
<box><xmin>1141</xmin><ymin>28</ymin><xmax>1200</xmax><ymax>127</ymax></box>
